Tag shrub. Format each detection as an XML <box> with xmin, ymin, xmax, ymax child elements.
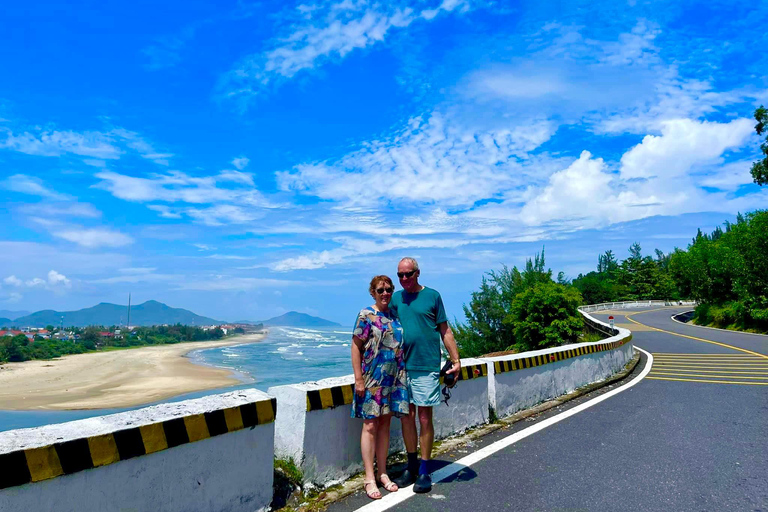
<box><xmin>508</xmin><ymin>282</ymin><xmax>584</xmax><ymax>352</ymax></box>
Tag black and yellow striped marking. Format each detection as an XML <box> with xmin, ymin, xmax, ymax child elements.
<box><xmin>648</xmin><ymin>353</ymin><xmax>768</xmax><ymax>386</ymax></box>
<box><xmin>306</xmin><ymin>384</ymin><xmax>356</xmax><ymax>412</ymax></box>
<box><xmin>0</xmin><ymin>397</ymin><xmax>276</xmax><ymax>490</ymax></box>
<box><xmin>306</xmin><ymin>363</ymin><xmax>491</xmax><ymax>412</ymax></box>
<box><xmin>441</xmin><ymin>362</ymin><xmax>488</xmax><ymax>384</ymax></box>
<box><xmin>493</xmin><ymin>335</ymin><xmax>633</xmax><ymax>375</ymax></box>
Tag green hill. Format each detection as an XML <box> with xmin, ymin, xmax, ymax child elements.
<box><xmin>11</xmin><ymin>300</ymin><xmax>220</xmax><ymax>328</ymax></box>
<box><xmin>261</xmin><ymin>311</ymin><xmax>340</xmax><ymax>327</ymax></box>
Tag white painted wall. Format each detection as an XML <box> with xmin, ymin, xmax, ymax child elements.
<box><xmin>479</xmin><ymin>332</ymin><xmax>633</xmax><ymax>418</ymax></box>
<box><xmin>0</xmin><ymin>390</ymin><xmax>275</xmax><ymax>512</ymax></box>
<box><xmin>432</xmin><ymin>358</ymin><xmax>490</xmax><ymax>439</ymax></box>
<box><xmin>270</xmin><ymin>362</ymin><xmax>491</xmax><ymax>487</ymax></box>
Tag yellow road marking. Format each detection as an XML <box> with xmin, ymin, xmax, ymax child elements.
<box><xmin>653</xmin><ymin>362</ymin><xmax>768</xmax><ymax>367</ymax></box>
<box><xmin>653</xmin><ymin>353</ymin><xmax>755</xmax><ymax>361</ymax></box>
<box><xmin>646</xmin><ymin>368</ymin><xmax>768</xmax><ymax>375</ymax></box>
<box><xmin>651</xmin><ymin>353</ymin><xmax>757</xmax><ymax>357</ymax></box>
<box><xmin>649</xmin><ymin>371</ymin><xmax>768</xmax><ymax>380</ymax></box>
<box><xmin>625</xmin><ymin>312</ymin><xmax>768</xmax><ymax>359</ymax></box>
<box><xmin>646</xmin><ymin>376</ymin><xmax>768</xmax><ymax>386</ymax></box>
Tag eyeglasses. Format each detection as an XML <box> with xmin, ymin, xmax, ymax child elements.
<box><xmin>397</xmin><ymin>270</ymin><xmax>417</xmax><ymax>279</ymax></box>
<box><xmin>375</xmin><ymin>287</ymin><xmax>394</xmax><ymax>294</ymax></box>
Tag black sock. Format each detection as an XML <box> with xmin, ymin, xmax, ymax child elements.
<box><xmin>407</xmin><ymin>452</ymin><xmax>419</xmax><ymax>473</ymax></box>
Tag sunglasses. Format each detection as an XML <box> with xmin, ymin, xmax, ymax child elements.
<box><xmin>396</xmin><ymin>270</ymin><xmax>417</xmax><ymax>279</ymax></box>
<box><xmin>376</xmin><ymin>287</ymin><xmax>395</xmax><ymax>294</ymax></box>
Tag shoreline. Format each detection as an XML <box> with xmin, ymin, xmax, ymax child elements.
<box><xmin>0</xmin><ymin>332</ymin><xmax>268</xmax><ymax>411</ymax></box>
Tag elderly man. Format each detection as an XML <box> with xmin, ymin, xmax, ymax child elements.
<box><xmin>390</xmin><ymin>257</ymin><xmax>461</xmax><ymax>493</ymax></box>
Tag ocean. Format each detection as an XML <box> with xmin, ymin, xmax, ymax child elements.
<box><xmin>0</xmin><ymin>325</ymin><xmax>354</xmax><ymax>432</ymax></box>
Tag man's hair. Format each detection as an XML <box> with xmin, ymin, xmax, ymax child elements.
<box><xmin>399</xmin><ymin>257</ymin><xmax>419</xmax><ymax>271</ymax></box>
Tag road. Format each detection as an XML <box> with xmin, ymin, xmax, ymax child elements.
<box><xmin>328</xmin><ymin>307</ymin><xmax>768</xmax><ymax>512</ymax></box>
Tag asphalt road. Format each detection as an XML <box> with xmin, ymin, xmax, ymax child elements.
<box><xmin>328</xmin><ymin>307</ymin><xmax>768</xmax><ymax>512</ymax></box>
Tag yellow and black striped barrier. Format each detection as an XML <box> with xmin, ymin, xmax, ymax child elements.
<box><xmin>493</xmin><ymin>334</ymin><xmax>632</xmax><ymax>375</ymax></box>
<box><xmin>441</xmin><ymin>362</ymin><xmax>488</xmax><ymax>384</ymax></box>
<box><xmin>0</xmin><ymin>397</ymin><xmax>276</xmax><ymax>490</ymax></box>
<box><xmin>306</xmin><ymin>384</ymin><xmax>356</xmax><ymax>412</ymax></box>
<box><xmin>306</xmin><ymin>363</ymin><xmax>491</xmax><ymax>411</ymax></box>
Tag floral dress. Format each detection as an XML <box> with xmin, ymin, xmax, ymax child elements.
<box><xmin>351</xmin><ymin>307</ymin><xmax>410</xmax><ymax>419</ymax></box>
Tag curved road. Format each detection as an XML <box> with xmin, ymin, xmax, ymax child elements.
<box><xmin>329</xmin><ymin>307</ymin><xmax>768</xmax><ymax>512</ymax></box>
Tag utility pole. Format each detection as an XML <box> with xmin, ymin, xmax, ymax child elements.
<box><xmin>127</xmin><ymin>293</ymin><xmax>131</xmax><ymax>330</ymax></box>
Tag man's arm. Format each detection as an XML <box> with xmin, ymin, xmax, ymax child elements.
<box><xmin>438</xmin><ymin>321</ymin><xmax>461</xmax><ymax>380</ymax></box>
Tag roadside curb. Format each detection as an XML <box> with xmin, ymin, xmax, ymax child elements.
<box><xmin>287</xmin><ymin>349</ymin><xmax>642</xmax><ymax>511</ymax></box>
<box><xmin>670</xmin><ymin>312</ymin><xmax>768</xmax><ymax>338</ymax></box>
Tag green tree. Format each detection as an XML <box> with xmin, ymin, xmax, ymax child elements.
<box><xmin>2</xmin><ymin>334</ymin><xmax>31</xmax><ymax>362</ymax></box>
<box><xmin>508</xmin><ymin>282</ymin><xmax>584</xmax><ymax>352</ymax></box>
<box><xmin>82</xmin><ymin>326</ymin><xmax>101</xmax><ymax>349</ymax></box>
<box><xmin>455</xmin><ymin>249</ymin><xmax>553</xmax><ymax>356</ymax></box>
<box><xmin>751</xmin><ymin>105</ymin><xmax>768</xmax><ymax>185</ymax></box>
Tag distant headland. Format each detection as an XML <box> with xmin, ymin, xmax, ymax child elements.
<box><xmin>1</xmin><ymin>301</ymin><xmax>339</xmax><ymax>329</ymax></box>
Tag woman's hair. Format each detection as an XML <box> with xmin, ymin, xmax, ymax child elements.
<box><xmin>369</xmin><ymin>275</ymin><xmax>394</xmax><ymax>296</ymax></box>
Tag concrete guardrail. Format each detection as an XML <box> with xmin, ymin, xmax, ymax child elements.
<box><xmin>579</xmin><ymin>300</ymin><xmax>696</xmax><ymax>313</ymax></box>
<box><xmin>0</xmin><ymin>390</ymin><xmax>276</xmax><ymax>512</ymax></box>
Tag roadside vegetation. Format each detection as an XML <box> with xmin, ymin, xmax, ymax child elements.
<box><xmin>455</xmin><ymin>208</ymin><xmax>768</xmax><ymax>357</ymax></box>
<box><xmin>0</xmin><ymin>324</ymin><xmax>244</xmax><ymax>363</ymax></box>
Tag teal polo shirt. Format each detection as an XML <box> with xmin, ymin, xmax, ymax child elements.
<box><xmin>390</xmin><ymin>286</ymin><xmax>448</xmax><ymax>372</ymax></box>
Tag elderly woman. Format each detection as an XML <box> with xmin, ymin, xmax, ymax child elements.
<box><xmin>351</xmin><ymin>275</ymin><xmax>409</xmax><ymax>500</ymax></box>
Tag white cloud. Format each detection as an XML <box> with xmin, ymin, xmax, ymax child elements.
<box><xmin>147</xmin><ymin>204</ymin><xmax>184</xmax><ymax>218</ymax></box>
<box><xmin>2</xmin><ymin>174</ymin><xmax>70</xmax><ymax>200</ymax></box>
<box><xmin>2</xmin><ymin>271</ymin><xmax>70</xmax><ymax>290</ymax></box>
<box><xmin>0</xmin><ymin>125</ymin><xmax>172</xmax><ymax>165</ymax></box>
<box><xmin>600</xmin><ymin>20</ymin><xmax>660</xmax><ymax>66</ymax></box>
<box><xmin>2</xmin><ymin>292</ymin><xmax>22</xmax><ymax>304</ymax></box>
<box><xmin>278</xmin><ymin>113</ymin><xmax>555</xmax><ymax>207</ymax></box>
<box><xmin>109</xmin><ymin>128</ymin><xmax>174</xmax><ymax>165</ymax></box>
<box><xmin>47</xmin><ymin>270</ymin><xmax>70</xmax><ymax>287</ymax></box>
<box><xmin>95</xmin><ymin>169</ymin><xmax>281</xmax><ymax>226</ymax></box>
<box><xmin>221</xmin><ymin>0</ymin><xmax>472</xmax><ymax>103</ymax></box>
<box><xmin>620</xmin><ymin>118</ymin><xmax>754</xmax><ymax>179</ymax></box>
<box><xmin>518</xmin><ymin>151</ymin><xmax>616</xmax><ymax>227</ymax></box>
<box><xmin>118</xmin><ymin>267</ymin><xmax>157</xmax><ymax>274</ymax></box>
<box><xmin>53</xmin><ymin>228</ymin><xmax>134</xmax><ymax>248</ymax></box>
<box><xmin>95</xmin><ymin>170</ymin><xmax>270</xmax><ymax>205</ymax></box>
<box><xmin>174</xmin><ymin>276</ymin><xmax>337</xmax><ymax>291</ymax></box>
<box><xmin>3</xmin><ymin>276</ymin><xmax>23</xmax><ymax>287</ymax></box>
<box><xmin>19</xmin><ymin>202</ymin><xmax>102</xmax><ymax>218</ymax></box>
<box><xmin>25</xmin><ymin>277</ymin><xmax>47</xmax><ymax>287</ymax></box>
<box><xmin>185</xmin><ymin>204</ymin><xmax>261</xmax><ymax>226</ymax></box>
<box><xmin>232</xmin><ymin>157</ymin><xmax>250</xmax><ymax>170</ymax></box>
<box><xmin>699</xmin><ymin>161</ymin><xmax>756</xmax><ymax>191</ymax></box>
<box><xmin>0</xmin><ymin>129</ymin><xmax>121</xmax><ymax>159</ymax></box>
<box><xmin>218</xmin><ymin>170</ymin><xmax>254</xmax><ymax>186</ymax></box>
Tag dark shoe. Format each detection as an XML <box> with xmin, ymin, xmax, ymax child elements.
<box><xmin>393</xmin><ymin>468</ymin><xmax>417</xmax><ymax>488</ymax></box>
<box><xmin>413</xmin><ymin>473</ymin><xmax>432</xmax><ymax>493</ymax></box>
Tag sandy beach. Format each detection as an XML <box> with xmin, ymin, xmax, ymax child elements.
<box><xmin>0</xmin><ymin>333</ymin><xmax>266</xmax><ymax>411</ymax></box>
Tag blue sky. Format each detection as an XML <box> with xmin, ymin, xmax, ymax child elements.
<box><xmin>1</xmin><ymin>0</ymin><xmax>767</xmax><ymax>324</ymax></box>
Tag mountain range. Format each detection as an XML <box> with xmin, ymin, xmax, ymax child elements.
<box><xmin>4</xmin><ymin>301</ymin><xmax>220</xmax><ymax>328</ymax></box>
<box><xmin>259</xmin><ymin>312</ymin><xmax>341</xmax><ymax>327</ymax></box>
<box><xmin>0</xmin><ymin>302</ymin><xmax>339</xmax><ymax>328</ymax></box>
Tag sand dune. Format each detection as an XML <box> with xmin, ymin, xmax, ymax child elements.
<box><xmin>0</xmin><ymin>333</ymin><xmax>266</xmax><ymax>410</ymax></box>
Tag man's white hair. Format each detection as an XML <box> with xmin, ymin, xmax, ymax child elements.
<box><xmin>399</xmin><ymin>257</ymin><xmax>419</xmax><ymax>271</ymax></box>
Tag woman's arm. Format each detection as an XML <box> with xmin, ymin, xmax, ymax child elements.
<box><xmin>351</xmin><ymin>335</ymin><xmax>366</xmax><ymax>396</ymax></box>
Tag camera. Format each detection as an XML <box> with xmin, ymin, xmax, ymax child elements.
<box><xmin>440</xmin><ymin>359</ymin><xmax>456</xmax><ymax>387</ymax></box>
